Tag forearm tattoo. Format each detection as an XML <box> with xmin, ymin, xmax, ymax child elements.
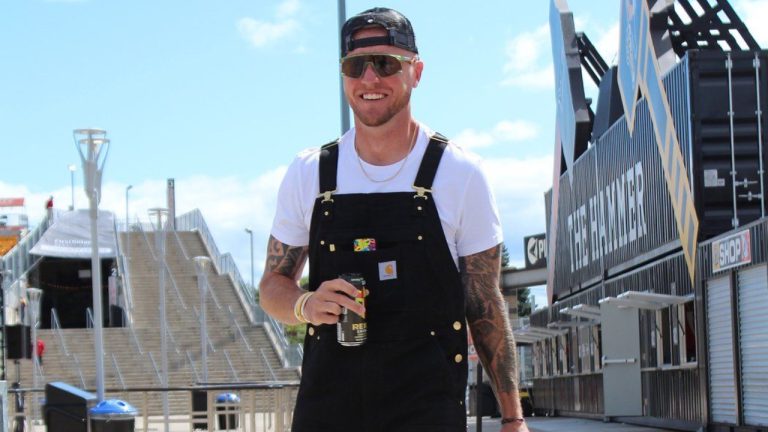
<box><xmin>264</xmin><ymin>235</ymin><xmax>308</xmax><ymax>280</ymax></box>
<box><xmin>461</xmin><ymin>245</ymin><xmax>519</xmax><ymax>395</ymax></box>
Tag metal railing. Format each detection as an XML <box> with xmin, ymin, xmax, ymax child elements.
<box><xmin>73</xmin><ymin>354</ymin><xmax>86</xmax><ymax>388</ymax></box>
<box><xmin>86</xmin><ymin>307</ymin><xmax>94</xmax><ymax>329</ymax></box>
<box><xmin>263</xmin><ymin>314</ymin><xmax>303</xmax><ymax>368</ymax></box>
<box><xmin>130</xmin><ymin>322</ymin><xmax>145</xmax><ymax>354</ymax></box>
<box><xmin>176</xmin><ymin>209</ymin><xmax>303</xmax><ymax>368</ymax></box>
<box><xmin>173</xmin><ymin>229</ymin><xmax>190</xmax><ymax>260</ymax></box>
<box><xmin>166</xmin><ymin>324</ymin><xmax>181</xmax><ymax>355</ymax></box>
<box><xmin>229</xmin><ymin>305</ymin><xmax>253</xmax><ymax>352</ymax></box>
<box><xmin>50</xmin><ymin>308</ymin><xmax>70</xmax><ymax>357</ymax></box>
<box><xmin>186</xmin><ymin>350</ymin><xmax>201</xmax><ymax>383</ymax></box>
<box><xmin>9</xmin><ymin>382</ymin><xmax>300</xmax><ymax>432</ymax></box>
<box><xmin>176</xmin><ymin>210</ymin><xmax>255</xmax><ymax>316</ymax></box>
<box><xmin>114</xmin><ymin>219</ymin><xmax>135</xmax><ymax>326</ymax></box>
<box><xmin>111</xmin><ymin>353</ymin><xmax>127</xmax><ymax>390</ymax></box>
<box><xmin>137</xmin><ymin>222</ymin><xmax>188</xmax><ymax>310</ymax></box>
<box><xmin>260</xmin><ymin>348</ymin><xmax>277</xmax><ymax>381</ymax></box>
<box><xmin>223</xmin><ymin>350</ymin><xmax>240</xmax><ymax>382</ymax></box>
<box><xmin>148</xmin><ymin>352</ymin><xmax>162</xmax><ymax>384</ymax></box>
<box><xmin>0</xmin><ymin>209</ymin><xmax>54</xmax><ymax>282</ymax></box>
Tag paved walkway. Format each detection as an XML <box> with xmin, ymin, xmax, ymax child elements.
<box><xmin>469</xmin><ymin>416</ymin><xmax>676</xmax><ymax>432</ymax></box>
<box><xmin>26</xmin><ymin>415</ymin><xmax>678</xmax><ymax>431</ymax></box>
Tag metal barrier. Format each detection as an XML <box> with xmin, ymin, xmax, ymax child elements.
<box><xmin>50</xmin><ymin>308</ymin><xmax>70</xmax><ymax>356</ymax></box>
<box><xmin>7</xmin><ymin>382</ymin><xmax>299</xmax><ymax>432</ymax></box>
<box><xmin>0</xmin><ymin>209</ymin><xmax>54</xmax><ymax>282</ymax></box>
<box><xmin>72</xmin><ymin>354</ymin><xmax>86</xmax><ymax>388</ymax></box>
<box><xmin>186</xmin><ymin>350</ymin><xmax>201</xmax><ymax>383</ymax></box>
<box><xmin>137</xmin><ymin>221</ymin><xmax>188</xmax><ymax>310</ymax></box>
<box><xmin>223</xmin><ymin>350</ymin><xmax>240</xmax><ymax>383</ymax></box>
<box><xmin>229</xmin><ymin>305</ymin><xmax>253</xmax><ymax>352</ymax></box>
<box><xmin>175</xmin><ymin>209</ymin><xmax>303</xmax><ymax>368</ymax></box>
<box><xmin>259</xmin><ymin>348</ymin><xmax>277</xmax><ymax>381</ymax></box>
<box><xmin>111</xmin><ymin>353</ymin><xmax>127</xmax><ymax>390</ymax></box>
<box><xmin>114</xmin><ymin>219</ymin><xmax>135</xmax><ymax>326</ymax></box>
<box><xmin>51</xmin><ymin>308</ymin><xmax>88</xmax><ymax>388</ymax></box>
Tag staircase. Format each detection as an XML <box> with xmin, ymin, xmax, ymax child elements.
<box><xmin>17</xmin><ymin>229</ymin><xmax>299</xmax><ymax>415</ymax></box>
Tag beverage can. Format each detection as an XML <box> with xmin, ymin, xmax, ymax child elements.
<box><xmin>337</xmin><ymin>273</ymin><xmax>367</xmax><ymax>346</ymax></box>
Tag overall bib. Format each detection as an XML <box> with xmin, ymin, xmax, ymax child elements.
<box><xmin>292</xmin><ymin>134</ymin><xmax>469</xmax><ymax>432</ymax></box>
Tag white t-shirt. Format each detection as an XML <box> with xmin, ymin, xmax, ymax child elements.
<box><xmin>270</xmin><ymin>124</ymin><xmax>503</xmax><ymax>269</ymax></box>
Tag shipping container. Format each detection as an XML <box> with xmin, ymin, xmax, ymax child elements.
<box><xmin>547</xmin><ymin>50</ymin><xmax>768</xmax><ymax>301</ymax></box>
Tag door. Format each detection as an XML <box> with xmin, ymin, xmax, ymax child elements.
<box><xmin>707</xmin><ymin>274</ymin><xmax>738</xmax><ymax>424</ymax></box>
<box><xmin>738</xmin><ymin>264</ymin><xmax>768</xmax><ymax>427</ymax></box>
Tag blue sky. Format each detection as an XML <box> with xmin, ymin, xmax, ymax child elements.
<box><xmin>3</xmin><ymin>0</ymin><xmax>767</xmax><ymax>308</ymax></box>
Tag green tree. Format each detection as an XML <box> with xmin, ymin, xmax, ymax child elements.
<box><xmin>501</xmin><ymin>243</ymin><xmax>532</xmax><ymax>317</ymax></box>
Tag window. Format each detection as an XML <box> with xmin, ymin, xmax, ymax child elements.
<box><xmin>678</xmin><ymin>301</ymin><xmax>697</xmax><ymax>364</ymax></box>
<box><xmin>578</xmin><ymin>326</ymin><xmax>590</xmax><ymax>373</ymax></box>
<box><xmin>592</xmin><ymin>324</ymin><xmax>602</xmax><ymax>371</ymax></box>
<box><xmin>547</xmin><ymin>338</ymin><xmax>556</xmax><ymax>376</ymax></box>
<box><xmin>656</xmin><ymin>307</ymin><xmax>673</xmax><ymax>366</ymax></box>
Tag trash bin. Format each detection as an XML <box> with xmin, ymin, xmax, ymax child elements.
<box><xmin>215</xmin><ymin>393</ymin><xmax>240</xmax><ymax>430</ymax></box>
<box><xmin>89</xmin><ymin>399</ymin><xmax>138</xmax><ymax>432</ymax></box>
<box><xmin>44</xmin><ymin>382</ymin><xmax>97</xmax><ymax>432</ymax></box>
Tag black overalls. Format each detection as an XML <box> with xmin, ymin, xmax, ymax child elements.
<box><xmin>292</xmin><ymin>133</ymin><xmax>469</xmax><ymax>432</ymax></box>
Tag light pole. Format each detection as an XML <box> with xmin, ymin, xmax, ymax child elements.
<box><xmin>338</xmin><ymin>0</ymin><xmax>350</xmax><ymax>133</ymax></box>
<box><xmin>0</xmin><ymin>269</ymin><xmax>12</xmax><ymax>381</ymax></box>
<box><xmin>244</xmin><ymin>228</ymin><xmax>254</xmax><ymax>290</ymax></box>
<box><xmin>27</xmin><ymin>287</ymin><xmax>42</xmax><ymax>425</ymax></box>
<box><xmin>74</xmin><ymin>128</ymin><xmax>110</xmax><ymax>402</ymax></box>
<box><xmin>125</xmin><ymin>185</ymin><xmax>133</xmax><ymax>259</ymax></box>
<box><xmin>125</xmin><ymin>185</ymin><xmax>133</xmax><ymax>227</ymax></box>
<box><xmin>193</xmin><ymin>256</ymin><xmax>212</xmax><ymax>383</ymax></box>
<box><xmin>68</xmin><ymin>164</ymin><xmax>77</xmax><ymax>210</ymax></box>
<box><xmin>149</xmin><ymin>207</ymin><xmax>170</xmax><ymax>432</ymax></box>
<box><xmin>26</xmin><ymin>288</ymin><xmax>42</xmax><ymax>387</ymax></box>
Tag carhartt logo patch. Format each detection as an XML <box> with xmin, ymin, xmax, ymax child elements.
<box><xmin>378</xmin><ymin>261</ymin><xmax>397</xmax><ymax>281</ymax></box>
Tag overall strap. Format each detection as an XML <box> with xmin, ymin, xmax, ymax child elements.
<box><xmin>412</xmin><ymin>132</ymin><xmax>449</xmax><ymax>200</ymax></box>
<box><xmin>318</xmin><ymin>139</ymin><xmax>340</xmax><ymax>218</ymax></box>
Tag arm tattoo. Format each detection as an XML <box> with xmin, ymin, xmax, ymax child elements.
<box><xmin>264</xmin><ymin>235</ymin><xmax>308</xmax><ymax>280</ymax></box>
<box><xmin>461</xmin><ymin>245</ymin><xmax>519</xmax><ymax>396</ymax></box>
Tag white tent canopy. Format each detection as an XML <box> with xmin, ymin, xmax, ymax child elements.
<box><xmin>30</xmin><ymin>210</ymin><xmax>117</xmax><ymax>259</ymax></box>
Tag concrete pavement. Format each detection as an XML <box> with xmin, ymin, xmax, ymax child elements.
<box><xmin>468</xmin><ymin>416</ymin><xmax>676</xmax><ymax>432</ymax></box>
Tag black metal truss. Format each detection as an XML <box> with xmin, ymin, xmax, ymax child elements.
<box><xmin>665</xmin><ymin>0</ymin><xmax>761</xmax><ymax>57</ymax></box>
<box><xmin>576</xmin><ymin>32</ymin><xmax>609</xmax><ymax>86</ymax></box>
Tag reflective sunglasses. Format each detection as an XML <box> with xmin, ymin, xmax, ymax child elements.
<box><xmin>340</xmin><ymin>53</ymin><xmax>416</xmax><ymax>78</ymax></box>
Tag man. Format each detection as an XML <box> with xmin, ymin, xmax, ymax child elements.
<box><xmin>259</xmin><ymin>7</ymin><xmax>529</xmax><ymax>432</ymax></box>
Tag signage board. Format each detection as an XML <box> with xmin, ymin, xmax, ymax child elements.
<box><xmin>712</xmin><ymin>230</ymin><xmax>751</xmax><ymax>273</ymax></box>
<box><xmin>524</xmin><ymin>233</ymin><xmax>548</xmax><ymax>269</ymax></box>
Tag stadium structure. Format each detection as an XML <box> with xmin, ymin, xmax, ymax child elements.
<box><xmin>514</xmin><ymin>1</ymin><xmax>768</xmax><ymax>431</ymax></box>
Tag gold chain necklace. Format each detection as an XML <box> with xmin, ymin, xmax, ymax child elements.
<box><xmin>355</xmin><ymin>126</ymin><xmax>418</xmax><ymax>183</ymax></box>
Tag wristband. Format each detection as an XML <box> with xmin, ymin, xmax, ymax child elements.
<box><xmin>293</xmin><ymin>292</ymin><xmax>313</xmax><ymax>323</ymax></box>
<box><xmin>501</xmin><ymin>417</ymin><xmax>525</xmax><ymax>425</ymax></box>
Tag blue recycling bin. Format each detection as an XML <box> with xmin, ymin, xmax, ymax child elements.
<box><xmin>215</xmin><ymin>393</ymin><xmax>240</xmax><ymax>430</ymax></box>
<box><xmin>89</xmin><ymin>399</ymin><xmax>138</xmax><ymax>432</ymax></box>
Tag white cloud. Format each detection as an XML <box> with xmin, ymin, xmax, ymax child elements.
<box><xmin>1</xmin><ymin>167</ymin><xmax>288</xmax><ymax>285</ymax></box>
<box><xmin>453</xmin><ymin>120</ymin><xmax>539</xmax><ymax>150</ymax></box>
<box><xmin>483</xmin><ymin>155</ymin><xmax>554</xmax><ymax>264</ymax></box>
<box><xmin>501</xmin><ymin>24</ymin><xmax>554</xmax><ymax>89</ymax></box>
<box><xmin>238</xmin><ymin>0</ymin><xmax>301</xmax><ymax>48</ymax></box>
<box><xmin>276</xmin><ymin>0</ymin><xmax>300</xmax><ymax>19</ymax></box>
<box><xmin>237</xmin><ymin>18</ymin><xmax>298</xmax><ymax>48</ymax></box>
<box><xmin>595</xmin><ymin>21</ymin><xmax>620</xmax><ymax>67</ymax></box>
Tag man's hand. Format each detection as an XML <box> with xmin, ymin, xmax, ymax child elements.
<box><xmin>303</xmin><ymin>278</ymin><xmax>366</xmax><ymax>325</ymax></box>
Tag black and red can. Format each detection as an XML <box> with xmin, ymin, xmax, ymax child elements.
<box><xmin>337</xmin><ymin>273</ymin><xmax>367</xmax><ymax>347</ymax></box>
